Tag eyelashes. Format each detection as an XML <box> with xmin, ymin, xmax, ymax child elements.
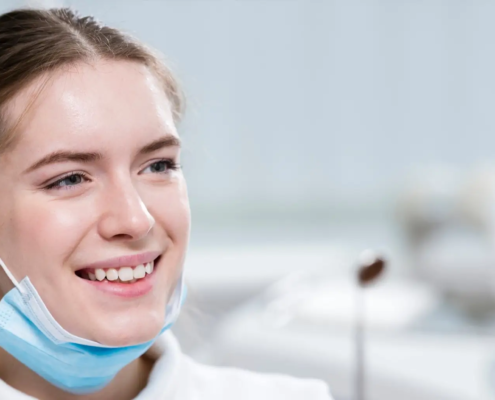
<box><xmin>44</xmin><ymin>171</ymin><xmax>90</xmax><ymax>190</ymax></box>
<box><xmin>43</xmin><ymin>159</ymin><xmax>181</xmax><ymax>191</ymax></box>
<box><xmin>142</xmin><ymin>159</ymin><xmax>181</xmax><ymax>174</ymax></box>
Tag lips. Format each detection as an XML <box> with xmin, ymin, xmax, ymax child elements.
<box><xmin>75</xmin><ymin>253</ymin><xmax>162</xmax><ymax>298</ymax></box>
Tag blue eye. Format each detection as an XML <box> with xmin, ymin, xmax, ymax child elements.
<box><xmin>142</xmin><ymin>159</ymin><xmax>180</xmax><ymax>174</ymax></box>
<box><xmin>150</xmin><ymin>161</ymin><xmax>167</xmax><ymax>173</ymax></box>
<box><xmin>45</xmin><ymin>173</ymin><xmax>88</xmax><ymax>190</ymax></box>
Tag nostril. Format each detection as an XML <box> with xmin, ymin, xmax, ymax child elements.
<box><xmin>112</xmin><ymin>234</ymin><xmax>134</xmax><ymax>241</ymax></box>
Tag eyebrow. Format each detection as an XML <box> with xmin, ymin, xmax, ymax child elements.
<box><xmin>24</xmin><ymin>135</ymin><xmax>182</xmax><ymax>174</ymax></box>
<box><xmin>139</xmin><ymin>135</ymin><xmax>181</xmax><ymax>155</ymax></box>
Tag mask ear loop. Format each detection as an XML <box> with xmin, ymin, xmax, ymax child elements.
<box><xmin>0</xmin><ymin>257</ymin><xmax>24</xmax><ymax>294</ymax></box>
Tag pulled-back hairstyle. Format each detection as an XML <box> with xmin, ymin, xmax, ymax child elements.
<box><xmin>0</xmin><ymin>7</ymin><xmax>184</xmax><ymax>153</ymax></box>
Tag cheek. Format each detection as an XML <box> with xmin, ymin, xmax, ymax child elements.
<box><xmin>149</xmin><ymin>180</ymin><xmax>191</xmax><ymax>242</ymax></box>
<box><xmin>7</xmin><ymin>196</ymin><xmax>91</xmax><ymax>278</ymax></box>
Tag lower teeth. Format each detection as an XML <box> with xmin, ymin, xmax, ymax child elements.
<box><xmin>79</xmin><ymin>274</ymin><xmax>141</xmax><ymax>283</ymax></box>
<box><xmin>107</xmin><ymin>278</ymin><xmax>139</xmax><ymax>283</ymax></box>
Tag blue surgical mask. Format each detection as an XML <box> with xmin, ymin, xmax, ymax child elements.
<box><xmin>0</xmin><ymin>256</ymin><xmax>186</xmax><ymax>394</ymax></box>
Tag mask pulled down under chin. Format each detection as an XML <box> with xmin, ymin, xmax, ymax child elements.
<box><xmin>0</xmin><ymin>259</ymin><xmax>186</xmax><ymax>394</ymax></box>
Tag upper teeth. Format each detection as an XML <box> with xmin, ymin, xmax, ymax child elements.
<box><xmin>88</xmin><ymin>261</ymin><xmax>154</xmax><ymax>282</ymax></box>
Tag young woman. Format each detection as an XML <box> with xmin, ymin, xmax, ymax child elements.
<box><xmin>0</xmin><ymin>7</ymin><xmax>333</xmax><ymax>400</ymax></box>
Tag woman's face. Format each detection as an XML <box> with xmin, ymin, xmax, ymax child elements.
<box><xmin>0</xmin><ymin>61</ymin><xmax>190</xmax><ymax>346</ymax></box>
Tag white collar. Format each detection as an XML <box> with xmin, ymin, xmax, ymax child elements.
<box><xmin>134</xmin><ymin>330</ymin><xmax>182</xmax><ymax>399</ymax></box>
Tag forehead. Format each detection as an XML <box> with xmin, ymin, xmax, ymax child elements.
<box><xmin>4</xmin><ymin>60</ymin><xmax>177</xmax><ymax>156</ymax></box>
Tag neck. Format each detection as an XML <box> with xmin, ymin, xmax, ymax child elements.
<box><xmin>0</xmin><ymin>347</ymin><xmax>154</xmax><ymax>400</ymax></box>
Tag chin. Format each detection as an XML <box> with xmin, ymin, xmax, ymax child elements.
<box><xmin>92</xmin><ymin>314</ymin><xmax>165</xmax><ymax>346</ymax></box>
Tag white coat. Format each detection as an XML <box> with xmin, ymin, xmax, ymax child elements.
<box><xmin>0</xmin><ymin>331</ymin><xmax>334</xmax><ymax>399</ymax></box>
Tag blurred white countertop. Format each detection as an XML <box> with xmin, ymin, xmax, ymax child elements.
<box><xmin>195</xmin><ymin>276</ymin><xmax>495</xmax><ymax>400</ymax></box>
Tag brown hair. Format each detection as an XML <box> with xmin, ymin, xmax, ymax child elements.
<box><xmin>0</xmin><ymin>7</ymin><xmax>184</xmax><ymax>153</ymax></box>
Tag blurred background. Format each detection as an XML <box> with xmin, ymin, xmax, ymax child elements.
<box><xmin>5</xmin><ymin>0</ymin><xmax>495</xmax><ymax>399</ymax></box>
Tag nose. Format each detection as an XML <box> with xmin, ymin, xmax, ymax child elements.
<box><xmin>97</xmin><ymin>178</ymin><xmax>155</xmax><ymax>242</ymax></box>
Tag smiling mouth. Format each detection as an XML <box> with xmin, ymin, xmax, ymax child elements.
<box><xmin>75</xmin><ymin>257</ymin><xmax>159</xmax><ymax>284</ymax></box>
